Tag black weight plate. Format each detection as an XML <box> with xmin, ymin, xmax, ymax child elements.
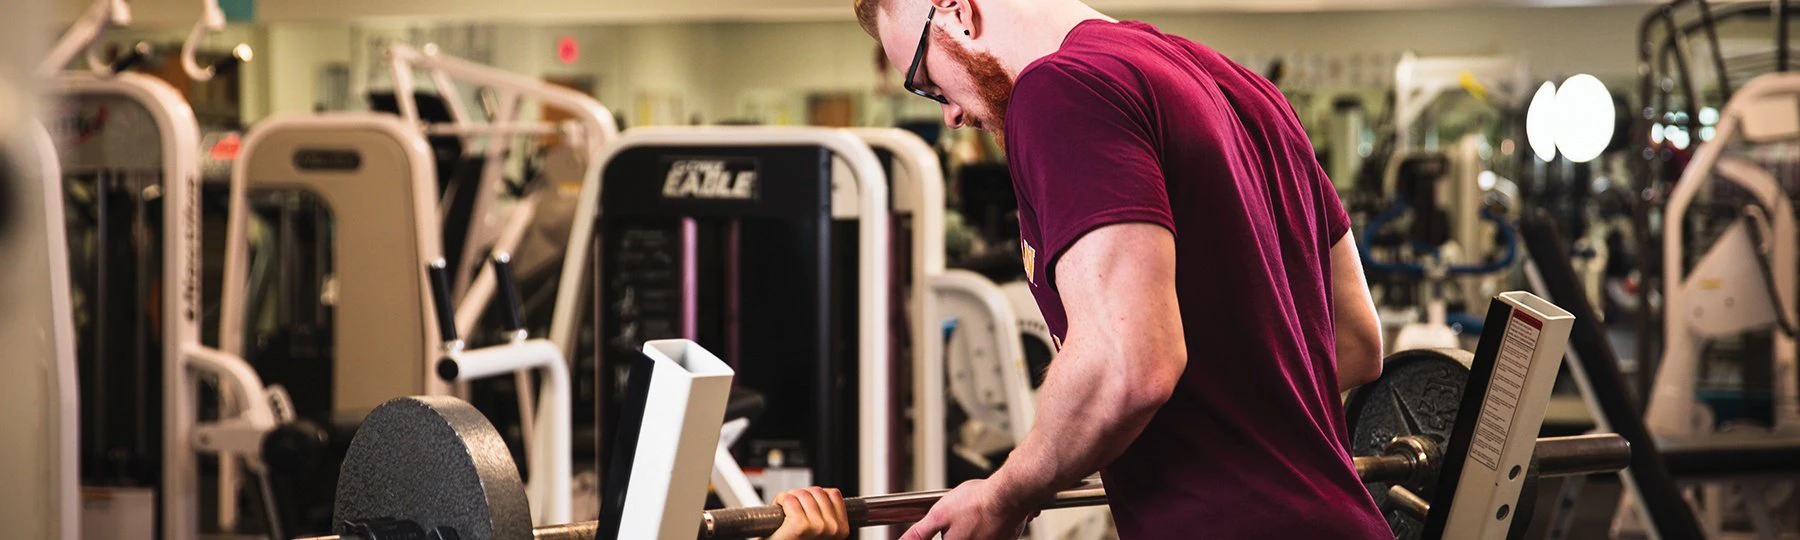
<box><xmin>1344</xmin><ymin>348</ymin><xmax>1472</xmax><ymax>540</ymax></box>
<box><xmin>334</xmin><ymin>395</ymin><xmax>533</xmax><ymax>540</ymax></box>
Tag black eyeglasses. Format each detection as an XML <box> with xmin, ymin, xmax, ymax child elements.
<box><xmin>905</xmin><ymin>8</ymin><xmax>949</xmax><ymax>104</ymax></box>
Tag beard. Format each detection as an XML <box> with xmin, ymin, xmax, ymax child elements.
<box><xmin>937</xmin><ymin>29</ymin><xmax>1014</xmax><ymax>147</ymax></box>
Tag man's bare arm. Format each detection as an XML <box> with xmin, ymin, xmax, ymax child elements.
<box><xmin>1331</xmin><ymin>231</ymin><xmax>1383</xmax><ymax>391</ymax></box>
<box><xmin>987</xmin><ymin>222</ymin><xmax>1187</xmax><ymax>510</ymax></box>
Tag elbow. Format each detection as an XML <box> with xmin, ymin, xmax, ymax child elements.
<box><xmin>1341</xmin><ymin>330</ymin><xmax>1384</xmax><ymax>389</ymax></box>
<box><xmin>1348</xmin><ymin>352</ymin><xmax>1382</xmax><ymax>389</ymax></box>
<box><xmin>1110</xmin><ymin>344</ymin><xmax>1186</xmax><ymax>419</ymax></box>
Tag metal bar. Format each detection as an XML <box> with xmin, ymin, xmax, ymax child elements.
<box><xmin>701</xmin><ymin>478</ymin><xmax>1106</xmax><ymax>539</ymax></box>
<box><xmin>1780</xmin><ymin>0</ymin><xmax>1791</xmax><ymax>72</ymax></box>
<box><xmin>1518</xmin><ymin>209</ymin><xmax>1708</xmax><ymax>539</ymax></box>
<box><xmin>533</xmin><ymin>521</ymin><xmax>598</xmax><ymax>539</ymax></box>
<box><xmin>1355</xmin><ymin>434</ymin><xmax>1630</xmax><ymax>484</ymax></box>
<box><xmin>1659</xmin><ymin>14</ymin><xmax>1704</xmax><ymax>138</ymax></box>
<box><xmin>422</xmin><ymin>123</ymin><xmax>560</xmax><ymax>137</ymax></box>
<box><xmin>1545</xmin><ymin>475</ymin><xmax>1588</xmax><ymax>540</ymax></box>
<box><xmin>1693</xmin><ymin>0</ymin><xmax>1734</xmax><ymax>101</ymax></box>
<box><xmin>1354</xmin><ymin>453</ymin><xmax>1421</xmax><ymax>484</ymax></box>
<box><xmin>1633</xmin><ymin>5</ymin><xmax>1666</xmax><ymax>416</ymax></box>
<box><xmin>297</xmin><ymin>480</ymin><xmax>1107</xmax><ymax>540</ymax></box>
<box><xmin>1388</xmin><ymin>485</ymin><xmax>1431</xmax><ymax>520</ymax></box>
<box><xmin>1532</xmin><ymin>434</ymin><xmax>1632</xmax><ymax>477</ymax></box>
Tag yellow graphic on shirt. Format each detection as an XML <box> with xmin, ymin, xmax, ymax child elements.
<box><xmin>1022</xmin><ymin>239</ymin><xmax>1037</xmax><ymax>285</ymax></box>
<box><xmin>1052</xmin><ymin>335</ymin><xmax>1063</xmax><ymax>352</ymax></box>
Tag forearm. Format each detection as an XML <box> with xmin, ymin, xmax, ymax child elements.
<box><xmin>987</xmin><ymin>340</ymin><xmax>1171</xmax><ymax>510</ymax></box>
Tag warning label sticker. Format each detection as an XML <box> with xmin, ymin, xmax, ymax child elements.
<box><xmin>1471</xmin><ymin>311</ymin><xmax>1541</xmax><ymax>471</ymax></box>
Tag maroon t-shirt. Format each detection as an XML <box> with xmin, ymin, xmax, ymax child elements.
<box><xmin>1004</xmin><ymin>20</ymin><xmax>1388</xmax><ymax>539</ymax></box>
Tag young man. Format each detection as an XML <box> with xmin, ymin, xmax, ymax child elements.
<box><xmin>852</xmin><ymin>0</ymin><xmax>1389</xmax><ymax>538</ymax></box>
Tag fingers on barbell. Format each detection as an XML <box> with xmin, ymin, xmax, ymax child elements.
<box><xmin>792</xmin><ymin>487</ymin><xmax>829</xmax><ymax>536</ymax></box>
<box><xmin>900</xmin><ymin>507</ymin><xmax>950</xmax><ymax>540</ymax></box>
<box><xmin>820</xmin><ymin>487</ymin><xmax>849</xmax><ymax>538</ymax></box>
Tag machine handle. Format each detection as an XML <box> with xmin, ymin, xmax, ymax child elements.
<box><xmin>490</xmin><ymin>252</ymin><xmax>526</xmax><ymax>333</ymax></box>
<box><xmin>426</xmin><ymin>259</ymin><xmax>459</xmax><ymax>344</ymax></box>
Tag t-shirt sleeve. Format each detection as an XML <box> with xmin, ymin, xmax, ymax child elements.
<box><xmin>1321</xmin><ymin>168</ymin><xmax>1352</xmax><ymax>244</ymax></box>
<box><xmin>1007</xmin><ymin>63</ymin><xmax>1175</xmax><ymax>287</ymax></box>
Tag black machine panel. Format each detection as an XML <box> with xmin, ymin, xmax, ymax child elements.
<box><xmin>594</xmin><ymin>145</ymin><xmax>868</xmax><ymax>494</ymax></box>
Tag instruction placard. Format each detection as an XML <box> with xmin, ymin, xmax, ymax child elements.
<box><xmin>1471</xmin><ymin>311</ymin><xmax>1542</xmax><ymax>471</ymax></box>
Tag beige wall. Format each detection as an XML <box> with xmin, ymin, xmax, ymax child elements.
<box><xmin>68</xmin><ymin>4</ymin><xmax>1667</xmax><ymax>125</ymax></box>
<box><xmin>54</xmin><ymin>0</ymin><xmax>1663</xmax><ymax>26</ymax></box>
<box><xmin>1137</xmin><ymin>6</ymin><xmax>1643</xmax><ymax>80</ymax></box>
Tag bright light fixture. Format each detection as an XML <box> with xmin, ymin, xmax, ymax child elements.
<box><xmin>1553</xmin><ymin>74</ymin><xmax>1614</xmax><ymax>164</ymax></box>
<box><xmin>1526</xmin><ymin>81</ymin><xmax>1558</xmax><ymax>162</ymax></box>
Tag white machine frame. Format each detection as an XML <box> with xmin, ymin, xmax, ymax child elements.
<box><xmin>386</xmin><ymin>43</ymin><xmax>619</xmax><ymax>303</ymax></box>
<box><xmin>222</xmin><ymin>114</ymin><xmax>448</xmax><ymax>399</ymax></box>
<box><xmin>1433</xmin><ymin>292</ymin><xmax>1573</xmax><ymax>539</ymax></box>
<box><xmin>56</xmin><ymin>72</ymin><xmax>281</xmax><ymax>540</ymax></box>
<box><xmin>435</xmin><ymin>319</ymin><xmax>574</xmax><ymax>524</ymax></box>
<box><xmin>848</xmin><ymin>128</ymin><xmax>948</xmax><ymax>493</ymax></box>
<box><xmin>6</xmin><ymin>120</ymin><xmax>82</xmax><ymax>540</ymax></box>
<box><xmin>224</xmin><ymin>113</ymin><xmax>574</xmax><ymax>524</ymax></box>
<box><xmin>387</xmin><ymin>45</ymin><xmax>617</xmax><ymax>510</ymax></box>
<box><xmin>179</xmin><ymin>0</ymin><xmax>227</xmax><ymax>82</ymax></box>
<box><xmin>37</xmin><ymin>0</ymin><xmax>129</xmax><ymax>78</ymax></box>
<box><xmin>549</xmin><ymin>127</ymin><xmax>893</xmax><ymax>525</ymax></box>
<box><xmin>1634</xmin><ymin>73</ymin><xmax>1800</xmax><ymax>538</ymax></box>
<box><xmin>1393</xmin><ymin>52</ymin><xmax>1530</xmax><ymax>151</ymax></box>
<box><xmin>612</xmin><ymin>340</ymin><xmax>735</xmax><ymax>540</ymax></box>
<box><xmin>932</xmin><ymin>271</ymin><xmax>1034</xmax><ymax>470</ymax></box>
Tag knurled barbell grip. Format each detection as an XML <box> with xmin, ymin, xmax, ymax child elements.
<box><xmin>702</xmin><ymin>498</ymin><xmax>871</xmax><ymax>539</ymax></box>
<box><xmin>700</xmin><ymin>479</ymin><xmax>1105</xmax><ymax>539</ymax></box>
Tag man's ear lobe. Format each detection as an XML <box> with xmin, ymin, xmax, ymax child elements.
<box><xmin>931</xmin><ymin>0</ymin><xmax>975</xmax><ymax>35</ymax></box>
<box><xmin>953</xmin><ymin>0</ymin><xmax>982</xmax><ymax>39</ymax></box>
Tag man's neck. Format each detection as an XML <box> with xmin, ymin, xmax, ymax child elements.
<box><xmin>993</xmin><ymin>1</ymin><xmax>1114</xmax><ymax>77</ymax></box>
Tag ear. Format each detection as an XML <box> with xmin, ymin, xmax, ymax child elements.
<box><xmin>931</xmin><ymin>0</ymin><xmax>982</xmax><ymax>39</ymax></box>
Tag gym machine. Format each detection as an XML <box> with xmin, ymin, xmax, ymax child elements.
<box><xmin>223</xmin><ymin>112</ymin><xmax>576</xmax><ymax>526</ymax></box>
<box><xmin>1392</xmin><ymin>53</ymin><xmax>1529</xmax><ymax>153</ymax></box>
<box><xmin>1362</xmin><ymin>137</ymin><xmax>1521</xmax><ymax>352</ymax></box>
<box><xmin>385</xmin><ymin>45</ymin><xmax>619</xmax><ymax>518</ymax></box>
<box><xmin>295</xmin><ymin>290</ymin><xmax>1642</xmax><ymax>540</ymax></box>
<box><xmin>544</xmin><ymin>128</ymin><xmax>897</xmax><ymax>523</ymax></box>
<box><xmin>3</xmin><ymin>118</ymin><xmax>82</xmax><ymax>539</ymax></box>
<box><xmin>382</xmin><ymin>42</ymin><xmax>619</xmax><ymax>319</ymax></box>
<box><xmin>58</xmin><ymin>68</ymin><xmax>294</xmax><ymax>540</ymax></box>
<box><xmin>1623</xmin><ymin>72</ymin><xmax>1800</xmax><ymax>538</ymax></box>
<box><xmin>47</xmin><ymin>0</ymin><xmax>301</xmax><ymax>536</ymax></box>
<box><xmin>847</xmin><ymin>128</ymin><xmax>945</xmax><ymax>496</ymax></box>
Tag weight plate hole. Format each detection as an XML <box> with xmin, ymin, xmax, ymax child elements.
<box><xmin>1509</xmin><ymin>465</ymin><xmax>1520</xmax><ymax>480</ymax></box>
<box><xmin>1496</xmin><ymin>504</ymin><xmax>1510</xmax><ymax>520</ymax></box>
